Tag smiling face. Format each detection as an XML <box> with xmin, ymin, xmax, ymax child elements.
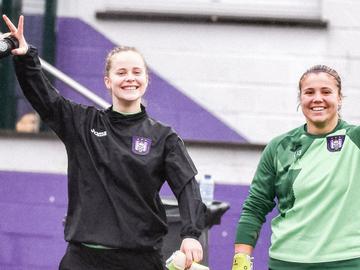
<box><xmin>299</xmin><ymin>72</ymin><xmax>342</xmax><ymax>135</ymax></box>
<box><xmin>104</xmin><ymin>49</ymin><xmax>148</xmax><ymax>113</ymax></box>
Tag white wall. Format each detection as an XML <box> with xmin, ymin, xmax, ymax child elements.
<box><xmin>0</xmin><ymin>136</ymin><xmax>67</xmax><ymax>174</ymax></box>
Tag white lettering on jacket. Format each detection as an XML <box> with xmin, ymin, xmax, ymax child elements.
<box><xmin>91</xmin><ymin>128</ymin><xmax>107</xmax><ymax>137</ymax></box>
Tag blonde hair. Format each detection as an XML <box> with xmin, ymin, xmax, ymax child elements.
<box><xmin>104</xmin><ymin>46</ymin><xmax>148</xmax><ymax>77</ymax></box>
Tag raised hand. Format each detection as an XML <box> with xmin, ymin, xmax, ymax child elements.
<box><xmin>2</xmin><ymin>14</ymin><xmax>28</xmax><ymax>55</ymax></box>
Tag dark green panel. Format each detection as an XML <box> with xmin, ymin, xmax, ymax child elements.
<box><xmin>0</xmin><ymin>0</ymin><xmax>22</xmax><ymax>130</ymax></box>
<box><xmin>42</xmin><ymin>0</ymin><xmax>57</xmax><ymax>65</ymax></box>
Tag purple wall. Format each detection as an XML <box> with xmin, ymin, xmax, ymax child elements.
<box><xmin>0</xmin><ymin>171</ymin><xmax>273</xmax><ymax>270</ymax></box>
<box><xmin>0</xmin><ymin>171</ymin><xmax>67</xmax><ymax>270</ymax></box>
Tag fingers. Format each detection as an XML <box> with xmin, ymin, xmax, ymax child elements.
<box><xmin>180</xmin><ymin>238</ymin><xmax>204</xmax><ymax>269</ymax></box>
<box><xmin>184</xmin><ymin>249</ymin><xmax>193</xmax><ymax>269</ymax></box>
<box><xmin>2</xmin><ymin>14</ymin><xmax>28</xmax><ymax>55</ymax></box>
<box><xmin>192</xmin><ymin>248</ymin><xmax>203</xmax><ymax>262</ymax></box>
<box><xmin>2</xmin><ymin>14</ymin><xmax>17</xmax><ymax>33</ymax></box>
<box><xmin>17</xmin><ymin>15</ymin><xmax>24</xmax><ymax>35</ymax></box>
<box><xmin>184</xmin><ymin>249</ymin><xmax>202</xmax><ymax>268</ymax></box>
<box><xmin>2</xmin><ymin>14</ymin><xmax>24</xmax><ymax>36</ymax></box>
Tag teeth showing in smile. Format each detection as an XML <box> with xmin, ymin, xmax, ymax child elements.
<box><xmin>123</xmin><ymin>86</ymin><xmax>137</xmax><ymax>90</ymax></box>
<box><xmin>312</xmin><ymin>107</ymin><xmax>324</xmax><ymax>111</ymax></box>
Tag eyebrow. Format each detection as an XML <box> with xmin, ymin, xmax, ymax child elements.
<box><xmin>115</xmin><ymin>67</ymin><xmax>143</xmax><ymax>70</ymax></box>
<box><xmin>302</xmin><ymin>87</ymin><xmax>334</xmax><ymax>91</ymax></box>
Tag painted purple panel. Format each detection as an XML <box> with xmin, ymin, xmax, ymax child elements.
<box><xmin>0</xmin><ymin>171</ymin><xmax>68</xmax><ymax>270</ymax></box>
<box><xmin>1</xmin><ymin>172</ymin><xmax>275</xmax><ymax>270</ymax></box>
<box><xmin>209</xmin><ymin>184</ymin><xmax>275</xmax><ymax>270</ymax></box>
<box><xmin>17</xmin><ymin>238</ymin><xmax>66</xmax><ymax>267</ymax></box>
<box><xmin>0</xmin><ymin>234</ymin><xmax>65</xmax><ymax>267</ymax></box>
<box><xmin>0</xmin><ymin>233</ymin><xmax>14</xmax><ymax>264</ymax></box>
<box><xmin>0</xmin><ymin>171</ymin><xmax>67</xmax><ymax>205</ymax></box>
<box><xmin>0</xmin><ymin>234</ymin><xmax>65</xmax><ymax>269</ymax></box>
<box><xmin>55</xmin><ymin>18</ymin><xmax>247</xmax><ymax>143</ymax></box>
<box><xmin>160</xmin><ymin>183</ymin><xmax>275</xmax><ymax>270</ymax></box>
<box><xmin>0</xmin><ymin>202</ymin><xmax>66</xmax><ymax>236</ymax></box>
<box><xmin>55</xmin><ymin>18</ymin><xmax>114</xmax><ymax>105</ymax></box>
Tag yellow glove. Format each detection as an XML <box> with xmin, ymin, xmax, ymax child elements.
<box><xmin>231</xmin><ymin>253</ymin><xmax>253</xmax><ymax>270</ymax></box>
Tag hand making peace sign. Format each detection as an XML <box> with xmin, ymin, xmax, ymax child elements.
<box><xmin>2</xmin><ymin>14</ymin><xmax>28</xmax><ymax>55</ymax></box>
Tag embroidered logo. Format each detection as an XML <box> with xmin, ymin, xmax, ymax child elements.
<box><xmin>132</xmin><ymin>136</ymin><xmax>152</xmax><ymax>155</ymax></box>
<box><xmin>91</xmin><ymin>128</ymin><xmax>107</xmax><ymax>137</ymax></box>
<box><xmin>295</xmin><ymin>149</ymin><xmax>302</xmax><ymax>158</ymax></box>
<box><xmin>326</xmin><ymin>135</ymin><xmax>345</xmax><ymax>152</ymax></box>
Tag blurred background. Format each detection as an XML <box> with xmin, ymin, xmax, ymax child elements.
<box><xmin>1</xmin><ymin>0</ymin><xmax>360</xmax><ymax>269</ymax></box>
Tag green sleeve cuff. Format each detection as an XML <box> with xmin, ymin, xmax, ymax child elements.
<box><xmin>235</xmin><ymin>222</ymin><xmax>260</xmax><ymax>247</ymax></box>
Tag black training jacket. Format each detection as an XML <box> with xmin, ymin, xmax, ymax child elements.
<box><xmin>13</xmin><ymin>46</ymin><xmax>206</xmax><ymax>250</ymax></box>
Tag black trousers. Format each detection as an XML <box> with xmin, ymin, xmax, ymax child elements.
<box><xmin>59</xmin><ymin>243</ymin><xmax>165</xmax><ymax>270</ymax></box>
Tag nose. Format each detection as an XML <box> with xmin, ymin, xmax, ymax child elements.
<box><xmin>125</xmin><ymin>73</ymin><xmax>136</xmax><ymax>82</ymax></box>
<box><xmin>313</xmin><ymin>91</ymin><xmax>324</xmax><ymax>102</ymax></box>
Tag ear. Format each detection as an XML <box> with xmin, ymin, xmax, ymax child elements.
<box><xmin>338</xmin><ymin>100</ymin><xmax>342</xmax><ymax>111</ymax></box>
<box><xmin>104</xmin><ymin>76</ymin><xmax>111</xmax><ymax>90</ymax></box>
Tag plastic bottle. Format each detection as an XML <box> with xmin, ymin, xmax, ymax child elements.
<box><xmin>0</xmin><ymin>36</ymin><xmax>19</xmax><ymax>59</ymax></box>
<box><xmin>199</xmin><ymin>174</ymin><xmax>214</xmax><ymax>206</ymax></box>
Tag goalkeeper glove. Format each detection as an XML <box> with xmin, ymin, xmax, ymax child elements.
<box><xmin>231</xmin><ymin>253</ymin><xmax>253</xmax><ymax>270</ymax></box>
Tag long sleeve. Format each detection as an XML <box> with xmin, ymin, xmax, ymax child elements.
<box><xmin>163</xmin><ymin>134</ymin><xmax>206</xmax><ymax>238</ymax></box>
<box><xmin>235</xmin><ymin>142</ymin><xmax>277</xmax><ymax>247</ymax></box>
<box><xmin>177</xmin><ymin>177</ymin><xmax>207</xmax><ymax>239</ymax></box>
<box><xmin>13</xmin><ymin>45</ymin><xmax>79</xmax><ymax>141</ymax></box>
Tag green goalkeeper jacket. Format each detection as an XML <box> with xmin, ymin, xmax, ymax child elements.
<box><xmin>236</xmin><ymin>120</ymin><xmax>360</xmax><ymax>264</ymax></box>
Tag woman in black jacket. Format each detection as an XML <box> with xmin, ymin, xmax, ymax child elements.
<box><xmin>2</xmin><ymin>14</ymin><xmax>206</xmax><ymax>270</ymax></box>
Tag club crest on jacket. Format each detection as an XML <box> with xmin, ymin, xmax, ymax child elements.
<box><xmin>132</xmin><ymin>136</ymin><xmax>152</xmax><ymax>155</ymax></box>
<box><xmin>327</xmin><ymin>135</ymin><xmax>345</xmax><ymax>152</ymax></box>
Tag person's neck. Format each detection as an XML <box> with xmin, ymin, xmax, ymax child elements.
<box><xmin>112</xmin><ymin>102</ymin><xmax>141</xmax><ymax>114</ymax></box>
<box><xmin>307</xmin><ymin>117</ymin><xmax>339</xmax><ymax>135</ymax></box>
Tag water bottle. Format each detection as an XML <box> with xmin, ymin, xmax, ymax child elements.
<box><xmin>199</xmin><ymin>174</ymin><xmax>214</xmax><ymax>206</ymax></box>
<box><xmin>0</xmin><ymin>36</ymin><xmax>19</xmax><ymax>59</ymax></box>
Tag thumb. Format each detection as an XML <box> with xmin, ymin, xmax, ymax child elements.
<box><xmin>11</xmin><ymin>45</ymin><xmax>28</xmax><ymax>55</ymax></box>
